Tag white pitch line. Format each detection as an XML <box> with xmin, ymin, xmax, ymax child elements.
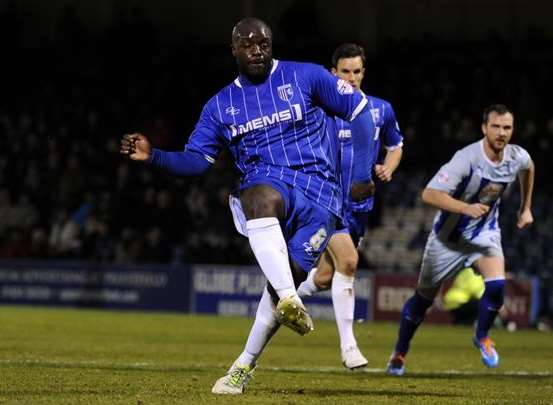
<box><xmin>2</xmin><ymin>359</ymin><xmax>552</xmax><ymax>377</ymax></box>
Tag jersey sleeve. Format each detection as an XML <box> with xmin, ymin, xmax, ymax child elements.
<box><xmin>185</xmin><ymin>102</ymin><xmax>225</xmax><ymax>164</ymax></box>
<box><xmin>511</xmin><ymin>145</ymin><xmax>531</xmax><ymax>171</ymax></box>
<box><xmin>307</xmin><ymin>64</ymin><xmax>367</xmax><ymax>121</ymax></box>
<box><xmin>426</xmin><ymin>149</ymin><xmax>472</xmax><ymax>194</ymax></box>
<box><xmin>382</xmin><ymin>104</ymin><xmax>404</xmax><ymax>150</ymax></box>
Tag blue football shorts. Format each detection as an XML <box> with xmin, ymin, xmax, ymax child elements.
<box><xmin>230</xmin><ymin>177</ymin><xmax>337</xmax><ymax>272</ymax></box>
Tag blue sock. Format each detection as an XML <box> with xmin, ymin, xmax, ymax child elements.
<box><xmin>476</xmin><ymin>279</ymin><xmax>505</xmax><ymax>340</ymax></box>
<box><xmin>395</xmin><ymin>292</ymin><xmax>434</xmax><ymax>354</ymax></box>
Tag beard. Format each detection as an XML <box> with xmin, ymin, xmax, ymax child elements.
<box><xmin>243</xmin><ymin>60</ymin><xmax>272</xmax><ymax>83</ymax></box>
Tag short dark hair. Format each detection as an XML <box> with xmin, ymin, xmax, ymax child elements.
<box><xmin>232</xmin><ymin>17</ymin><xmax>272</xmax><ymax>43</ymax></box>
<box><xmin>482</xmin><ymin>104</ymin><xmax>513</xmax><ymax>124</ymax></box>
<box><xmin>331</xmin><ymin>43</ymin><xmax>366</xmax><ymax>68</ymax></box>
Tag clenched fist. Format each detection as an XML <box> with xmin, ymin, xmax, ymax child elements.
<box><xmin>120</xmin><ymin>133</ymin><xmax>152</xmax><ymax>161</ymax></box>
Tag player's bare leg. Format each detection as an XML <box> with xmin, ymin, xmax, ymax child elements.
<box><xmin>296</xmin><ymin>249</ymin><xmax>332</xmax><ymax>297</ymax></box>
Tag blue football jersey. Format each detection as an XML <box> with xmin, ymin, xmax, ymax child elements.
<box><xmin>185</xmin><ymin>60</ymin><xmax>368</xmax><ymax>216</ymax></box>
<box><xmin>337</xmin><ymin>95</ymin><xmax>403</xmax><ymax>213</ymax></box>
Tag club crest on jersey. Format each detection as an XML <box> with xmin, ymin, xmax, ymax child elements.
<box><xmin>225</xmin><ymin>106</ymin><xmax>240</xmax><ymax>116</ymax></box>
<box><xmin>336</xmin><ymin>79</ymin><xmax>354</xmax><ymax>95</ymax></box>
<box><xmin>277</xmin><ymin>84</ymin><xmax>293</xmax><ymax>101</ymax></box>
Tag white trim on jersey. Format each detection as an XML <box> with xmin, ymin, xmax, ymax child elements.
<box><xmin>349</xmin><ymin>97</ymin><xmax>368</xmax><ymax>121</ymax></box>
<box><xmin>384</xmin><ymin>141</ymin><xmax>404</xmax><ymax>151</ymax></box>
<box><xmin>479</xmin><ymin>139</ymin><xmax>505</xmax><ymax>167</ymax></box>
<box><xmin>234</xmin><ymin>59</ymin><xmax>280</xmax><ymax>88</ymax></box>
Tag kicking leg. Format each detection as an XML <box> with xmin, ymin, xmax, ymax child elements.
<box><xmin>240</xmin><ymin>185</ymin><xmax>313</xmax><ymax>335</ymax></box>
<box><xmin>267</xmin><ymin>260</ymin><xmax>313</xmax><ymax>335</ymax></box>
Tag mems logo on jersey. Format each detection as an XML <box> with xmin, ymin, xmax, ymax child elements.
<box><xmin>230</xmin><ymin>104</ymin><xmax>303</xmax><ymax>137</ymax></box>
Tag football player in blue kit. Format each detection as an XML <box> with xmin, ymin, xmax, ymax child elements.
<box><xmin>120</xmin><ymin>18</ymin><xmax>377</xmax><ymax>394</ymax></box>
<box><xmin>297</xmin><ymin>43</ymin><xmax>404</xmax><ymax>369</ymax></box>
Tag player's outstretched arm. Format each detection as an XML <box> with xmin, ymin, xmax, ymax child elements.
<box><xmin>517</xmin><ymin>159</ymin><xmax>535</xmax><ymax>229</ymax></box>
<box><xmin>120</xmin><ymin>133</ymin><xmax>152</xmax><ymax>161</ymax></box>
<box><xmin>375</xmin><ymin>147</ymin><xmax>403</xmax><ymax>182</ymax></box>
<box><xmin>422</xmin><ymin>188</ymin><xmax>490</xmax><ymax>219</ymax></box>
<box><xmin>120</xmin><ymin>132</ymin><xmax>212</xmax><ymax>177</ymax></box>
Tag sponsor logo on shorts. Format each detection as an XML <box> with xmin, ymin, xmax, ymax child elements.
<box><xmin>303</xmin><ymin>227</ymin><xmax>328</xmax><ymax>255</ymax></box>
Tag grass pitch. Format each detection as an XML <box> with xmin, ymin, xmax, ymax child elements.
<box><xmin>1</xmin><ymin>306</ymin><xmax>552</xmax><ymax>404</ymax></box>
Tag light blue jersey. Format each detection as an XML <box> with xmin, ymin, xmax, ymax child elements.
<box><xmin>186</xmin><ymin>59</ymin><xmax>367</xmax><ymax>217</ymax></box>
<box><xmin>427</xmin><ymin>140</ymin><xmax>531</xmax><ymax>242</ymax></box>
<box><xmin>337</xmin><ymin>95</ymin><xmax>403</xmax><ymax>213</ymax></box>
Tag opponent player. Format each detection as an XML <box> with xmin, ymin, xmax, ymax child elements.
<box><xmin>296</xmin><ymin>43</ymin><xmax>404</xmax><ymax>369</ymax></box>
<box><xmin>120</xmin><ymin>18</ymin><xmax>377</xmax><ymax>393</ymax></box>
<box><xmin>386</xmin><ymin>104</ymin><xmax>534</xmax><ymax>376</ymax></box>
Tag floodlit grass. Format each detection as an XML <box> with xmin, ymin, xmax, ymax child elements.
<box><xmin>1</xmin><ymin>306</ymin><xmax>552</xmax><ymax>404</ymax></box>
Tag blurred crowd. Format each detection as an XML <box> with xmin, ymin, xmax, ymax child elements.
<box><xmin>0</xmin><ymin>4</ymin><xmax>552</xmax><ymax>277</ymax></box>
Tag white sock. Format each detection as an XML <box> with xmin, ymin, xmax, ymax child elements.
<box><xmin>246</xmin><ymin>217</ymin><xmax>296</xmax><ymax>300</ymax></box>
<box><xmin>332</xmin><ymin>271</ymin><xmax>357</xmax><ymax>351</ymax></box>
<box><xmin>237</xmin><ymin>287</ymin><xmax>280</xmax><ymax>367</ymax></box>
<box><xmin>297</xmin><ymin>268</ymin><xmax>322</xmax><ymax>298</ymax></box>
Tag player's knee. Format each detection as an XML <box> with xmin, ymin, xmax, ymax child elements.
<box><xmin>403</xmin><ymin>292</ymin><xmax>434</xmax><ymax>324</ymax></box>
<box><xmin>240</xmin><ymin>185</ymin><xmax>284</xmax><ymax>219</ymax></box>
<box><xmin>337</xmin><ymin>251</ymin><xmax>358</xmax><ymax>277</ymax></box>
<box><xmin>416</xmin><ymin>286</ymin><xmax>439</xmax><ymax>302</ymax></box>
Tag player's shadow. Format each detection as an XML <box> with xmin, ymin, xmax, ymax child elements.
<box><xmin>262</xmin><ymin>387</ymin><xmax>462</xmax><ymax>399</ymax></box>
<box><xmin>0</xmin><ymin>388</ymin><xmax>128</xmax><ymax>396</ymax></box>
<box><xmin>5</xmin><ymin>359</ymin><xmax>204</xmax><ymax>374</ymax></box>
<box><xmin>402</xmin><ymin>373</ymin><xmax>553</xmax><ymax>381</ymax></box>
